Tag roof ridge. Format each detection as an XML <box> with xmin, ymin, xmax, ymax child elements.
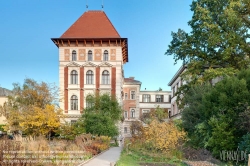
<box><xmin>60</xmin><ymin>11</ymin><xmax>120</xmax><ymax>38</ymax></box>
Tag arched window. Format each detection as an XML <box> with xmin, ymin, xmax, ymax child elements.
<box><xmin>88</xmin><ymin>50</ymin><xmax>93</xmax><ymax>61</ymax></box>
<box><xmin>72</xmin><ymin>50</ymin><xmax>77</xmax><ymax>61</ymax></box>
<box><xmin>131</xmin><ymin>109</ymin><xmax>135</xmax><ymax>118</ymax></box>
<box><xmin>102</xmin><ymin>70</ymin><xmax>110</xmax><ymax>84</ymax></box>
<box><xmin>86</xmin><ymin>70</ymin><xmax>94</xmax><ymax>84</ymax></box>
<box><xmin>71</xmin><ymin>70</ymin><xmax>78</xmax><ymax>84</ymax></box>
<box><xmin>71</xmin><ymin>95</ymin><xmax>78</xmax><ymax>110</ymax></box>
<box><xmin>103</xmin><ymin>50</ymin><xmax>109</xmax><ymax>61</ymax></box>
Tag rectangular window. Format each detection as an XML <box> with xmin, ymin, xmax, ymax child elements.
<box><xmin>173</xmin><ymin>86</ymin><xmax>175</xmax><ymax>96</ymax></box>
<box><xmin>131</xmin><ymin>109</ymin><xmax>135</xmax><ymax>118</ymax></box>
<box><xmin>131</xmin><ymin>91</ymin><xmax>135</xmax><ymax>99</ymax></box>
<box><xmin>124</xmin><ymin>127</ymin><xmax>127</xmax><ymax>133</ymax></box>
<box><xmin>125</xmin><ymin>93</ymin><xmax>128</xmax><ymax>100</ymax></box>
<box><xmin>124</xmin><ymin>111</ymin><xmax>128</xmax><ymax>118</ymax></box>
<box><xmin>156</xmin><ymin>95</ymin><xmax>164</xmax><ymax>102</ymax></box>
<box><xmin>71</xmin><ymin>120</ymin><xmax>77</xmax><ymax>124</ymax></box>
<box><xmin>169</xmin><ymin>95</ymin><xmax>171</xmax><ymax>102</ymax></box>
<box><xmin>143</xmin><ymin>94</ymin><xmax>151</xmax><ymax>102</ymax></box>
<box><xmin>142</xmin><ymin>109</ymin><xmax>150</xmax><ymax>115</ymax></box>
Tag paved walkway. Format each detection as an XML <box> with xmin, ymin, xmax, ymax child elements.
<box><xmin>79</xmin><ymin>147</ymin><xmax>122</xmax><ymax>166</ymax></box>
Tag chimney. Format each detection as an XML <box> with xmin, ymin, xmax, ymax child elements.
<box><xmin>129</xmin><ymin>77</ymin><xmax>134</xmax><ymax>80</ymax></box>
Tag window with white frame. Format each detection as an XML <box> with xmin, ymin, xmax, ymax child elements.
<box><xmin>131</xmin><ymin>91</ymin><xmax>135</xmax><ymax>99</ymax></box>
<box><xmin>70</xmin><ymin>70</ymin><xmax>78</xmax><ymax>84</ymax></box>
<box><xmin>131</xmin><ymin>109</ymin><xmax>135</xmax><ymax>118</ymax></box>
<box><xmin>86</xmin><ymin>70</ymin><xmax>94</xmax><ymax>84</ymax></box>
<box><xmin>142</xmin><ymin>109</ymin><xmax>150</xmax><ymax>114</ymax></box>
<box><xmin>156</xmin><ymin>95</ymin><xmax>164</xmax><ymax>102</ymax></box>
<box><xmin>72</xmin><ymin>50</ymin><xmax>77</xmax><ymax>61</ymax></box>
<box><xmin>102</xmin><ymin>70</ymin><xmax>110</xmax><ymax>84</ymax></box>
<box><xmin>71</xmin><ymin>95</ymin><xmax>78</xmax><ymax>110</ymax></box>
<box><xmin>143</xmin><ymin>94</ymin><xmax>151</xmax><ymax>102</ymax></box>
<box><xmin>124</xmin><ymin>127</ymin><xmax>127</xmax><ymax>133</ymax></box>
<box><xmin>103</xmin><ymin>50</ymin><xmax>109</xmax><ymax>61</ymax></box>
<box><xmin>71</xmin><ymin>120</ymin><xmax>77</xmax><ymax>124</ymax></box>
<box><xmin>88</xmin><ymin>50</ymin><xmax>93</xmax><ymax>61</ymax></box>
<box><xmin>124</xmin><ymin>111</ymin><xmax>128</xmax><ymax>119</ymax></box>
<box><xmin>124</xmin><ymin>93</ymin><xmax>128</xmax><ymax>100</ymax></box>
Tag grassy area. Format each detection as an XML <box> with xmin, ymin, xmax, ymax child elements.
<box><xmin>116</xmin><ymin>151</ymin><xmax>140</xmax><ymax>166</ymax></box>
<box><xmin>116</xmin><ymin>149</ymin><xmax>188</xmax><ymax>166</ymax></box>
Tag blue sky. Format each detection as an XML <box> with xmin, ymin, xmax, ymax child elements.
<box><xmin>0</xmin><ymin>0</ymin><xmax>192</xmax><ymax>91</ymax></box>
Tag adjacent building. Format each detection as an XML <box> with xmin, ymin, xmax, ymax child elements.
<box><xmin>0</xmin><ymin>87</ymin><xmax>11</xmax><ymax>124</ymax></box>
<box><xmin>122</xmin><ymin>77</ymin><xmax>171</xmax><ymax>137</ymax></box>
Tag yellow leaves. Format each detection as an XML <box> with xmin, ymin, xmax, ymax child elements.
<box><xmin>18</xmin><ymin>104</ymin><xmax>62</xmax><ymax>136</ymax></box>
<box><xmin>143</xmin><ymin>120</ymin><xmax>186</xmax><ymax>152</ymax></box>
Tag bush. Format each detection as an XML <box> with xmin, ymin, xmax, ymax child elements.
<box><xmin>239</xmin><ymin>133</ymin><xmax>250</xmax><ymax>155</ymax></box>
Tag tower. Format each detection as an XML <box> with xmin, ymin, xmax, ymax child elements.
<box><xmin>51</xmin><ymin>11</ymin><xmax>128</xmax><ymax>122</ymax></box>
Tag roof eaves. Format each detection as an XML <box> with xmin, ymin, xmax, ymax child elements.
<box><xmin>168</xmin><ymin>65</ymin><xmax>186</xmax><ymax>86</ymax></box>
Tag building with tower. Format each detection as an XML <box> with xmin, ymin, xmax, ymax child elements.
<box><xmin>51</xmin><ymin>10</ymin><xmax>171</xmax><ymax>138</ymax></box>
<box><xmin>51</xmin><ymin>10</ymin><xmax>128</xmax><ymax>123</ymax></box>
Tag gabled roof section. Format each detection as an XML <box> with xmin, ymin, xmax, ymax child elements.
<box><xmin>61</xmin><ymin>10</ymin><xmax>120</xmax><ymax>38</ymax></box>
<box><xmin>98</xmin><ymin>61</ymin><xmax>113</xmax><ymax>67</ymax></box>
<box><xmin>66</xmin><ymin>61</ymin><xmax>81</xmax><ymax>67</ymax></box>
<box><xmin>82</xmin><ymin>61</ymin><xmax>97</xmax><ymax>67</ymax></box>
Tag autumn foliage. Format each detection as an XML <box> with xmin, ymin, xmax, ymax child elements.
<box><xmin>144</xmin><ymin>120</ymin><xmax>186</xmax><ymax>152</ymax></box>
<box><xmin>0</xmin><ymin>78</ymin><xmax>62</xmax><ymax>136</ymax></box>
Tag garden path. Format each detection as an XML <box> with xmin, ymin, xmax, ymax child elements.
<box><xmin>78</xmin><ymin>147</ymin><xmax>122</xmax><ymax>166</ymax></box>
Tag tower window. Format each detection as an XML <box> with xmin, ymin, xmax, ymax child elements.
<box><xmin>102</xmin><ymin>70</ymin><xmax>110</xmax><ymax>84</ymax></box>
<box><xmin>70</xmin><ymin>70</ymin><xmax>78</xmax><ymax>84</ymax></box>
<box><xmin>71</xmin><ymin>95</ymin><xmax>78</xmax><ymax>110</ymax></box>
<box><xmin>72</xmin><ymin>50</ymin><xmax>77</xmax><ymax>61</ymax></box>
<box><xmin>86</xmin><ymin>70</ymin><xmax>94</xmax><ymax>84</ymax></box>
<box><xmin>103</xmin><ymin>50</ymin><xmax>109</xmax><ymax>61</ymax></box>
<box><xmin>88</xmin><ymin>50</ymin><xmax>93</xmax><ymax>61</ymax></box>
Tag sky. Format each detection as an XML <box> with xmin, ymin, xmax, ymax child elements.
<box><xmin>0</xmin><ymin>0</ymin><xmax>193</xmax><ymax>91</ymax></box>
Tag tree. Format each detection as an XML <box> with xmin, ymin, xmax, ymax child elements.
<box><xmin>181</xmin><ymin>69</ymin><xmax>250</xmax><ymax>159</ymax></box>
<box><xmin>144</xmin><ymin>119</ymin><xmax>186</xmax><ymax>152</ymax></box>
<box><xmin>166</xmin><ymin>0</ymin><xmax>250</xmax><ymax>98</ymax></box>
<box><xmin>80</xmin><ymin>93</ymin><xmax>122</xmax><ymax>137</ymax></box>
<box><xmin>181</xmin><ymin>83</ymin><xmax>212</xmax><ymax>148</ymax></box>
<box><xmin>0</xmin><ymin>78</ymin><xmax>62</xmax><ymax>136</ymax></box>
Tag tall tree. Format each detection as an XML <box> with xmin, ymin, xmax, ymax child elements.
<box><xmin>0</xmin><ymin>78</ymin><xmax>62</xmax><ymax>136</ymax></box>
<box><xmin>166</xmin><ymin>0</ymin><xmax>250</xmax><ymax>88</ymax></box>
<box><xmin>80</xmin><ymin>93</ymin><xmax>122</xmax><ymax>137</ymax></box>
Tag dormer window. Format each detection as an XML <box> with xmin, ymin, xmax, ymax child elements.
<box><xmin>72</xmin><ymin>50</ymin><xmax>77</xmax><ymax>61</ymax></box>
<box><xmin>103</xmin><ymin>50</ymin><xmax>109</xmax><ymax>61</ymax></box>
<box><xmin>88</xmin><ymin>50</ymin><xmax>93</xmax><ymax>61</ymax></box>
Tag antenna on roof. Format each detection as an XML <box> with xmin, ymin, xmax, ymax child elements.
<box><xmin>86</xmin><ymin>0</ymin><xmax>88</xmax><ymax>11</ymax></box>
<box><xmin>101</xmin><ymin>0</ymin><xmax>104</xmax><ymax>10</ymax></box>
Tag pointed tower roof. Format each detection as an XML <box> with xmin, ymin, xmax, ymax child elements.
<box><xmin>61</xmin><ymin>10</ymin><xmax>120</xmax><ymax>38</ymax></box>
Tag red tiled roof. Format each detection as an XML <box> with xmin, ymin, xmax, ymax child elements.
<box><xmin>124</xmin><ymin>78</ymin><xmax>141</xmax><ymax>83</ymax></box>
<box><xmin>61</xmin><ymin>10</ymin><xmax>120</xmax><ymax>38</ymax></box>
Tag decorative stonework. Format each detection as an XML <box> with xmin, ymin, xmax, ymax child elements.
<box><xmin>95</xmin><ymin>49</ymin><xmax>102</xmax><ymax>61</ymax></box>
<box><xmin>111</xmin><ymin>49</ymin><xmax>116</xmax><ymax>56</ymax></box>
<box><xmin>64</xmin><ymin>49</ymin><xmax>70</xmax><ymax>61</ymax></box>
<box><xmin>79</xmin><ymin>49</ymin><xmax>85</xmax><ymax>61</ymax></box>
<box><xmin>111</xmin><ymin>49</ymin><xmax>116</xmax><ymax>60</ymax></box>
